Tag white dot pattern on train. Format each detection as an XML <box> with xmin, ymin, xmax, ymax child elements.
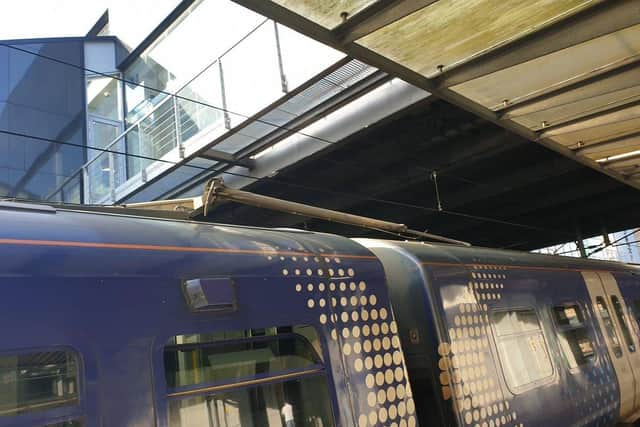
<box><xmin>281</xmin><ymin>252</ymin><xmax>416</xmax><ymax>427</ymax></box>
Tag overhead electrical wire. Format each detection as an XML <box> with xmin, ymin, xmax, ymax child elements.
<box><xmin>0</xmin><ymin>41</ymin><xmax>577</xmax><ymax>239</ymax></box>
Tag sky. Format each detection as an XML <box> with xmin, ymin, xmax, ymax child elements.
<box><xmin>0</xmin><ymin>0</ymin><xmax>181</xmax><ymax>48</ymax></box>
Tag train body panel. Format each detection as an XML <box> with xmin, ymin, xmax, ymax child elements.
<box><xmin>0</xmin><ymin>204</ymin><xmax>418</xmax><ymax>427</ymax></box>
<box><xmin>359</xmin><ymin>239</ymin><xmax>637</xmax><ymax>427</ymax></box>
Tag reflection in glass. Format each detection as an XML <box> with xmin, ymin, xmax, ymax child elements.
<box><xmin>168</xmin><ymin>375</ymin><xmax>335</xmax><ymax>427</ymax></box>
<box><xmin>596</xmin><ymin>296</ymin><xmax>623</xmax><ymax>358</ymax></box>
<box><xmin>552</xmin><ymin>304</ymin><xmax>595</xmax><ymax>369</ymax></box>
<box><xmin>164</xmin><ymin>334</ymin><xmax>321</xmax><ymax>389</ymax></box>
<box><xmin>87</xmin><ymin>76</ymin><xmax>121</xmax><ymax>121</ymax></box>
<box><xmin>123</xmin><ymin>0</ymin><xmax>264</xmax><ymax>124</ymax></box>
<box><xmin>491</xmin><ymin>309</ymin><xmax>553</xmax><ymax>390</ymax></box>
<box><xmin>0</xmin><ymin>351</ymin><xmax>79</xmax><ymax>415</ymax></box>
<box><xmin>611</xmin><ymin>296</ymin><xmax>636</xmax><ymax>353</ymax></box>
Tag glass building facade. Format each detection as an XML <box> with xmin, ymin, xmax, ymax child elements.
<box><xmin>0</xmin><ymin>39</ymin><xmax>86</xmax><ymax>201</ymax></box>
<box><xmin>2</xmin><ymin>0</ymin><xmax>354</xmax><ymax>204</ymax></box>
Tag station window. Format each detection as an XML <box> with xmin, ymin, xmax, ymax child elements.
<box><xmin>164</xmin><ymin>326</ymin><xmax>335</xmax><ymax>427</ymax></box>
<box><xmin>595</xmin><ymin>296</ymin><xmax>623</xmax><ymax>358</ymax></box>
<box><xmin>491</xmin><ymin>309</ymin><xmax>553</xmax><ymax>391</ymax></box>
<box><xmin>0</xmin><ymin>350</ymin><xmax>79</xmax><ymax>416</ymax></box>
<box><xmin>611</xmin><ymin>296</ymin><xmax>636</xmax><ymax>353</ymax></box>
<box><xmin>551</xmin><ymin>304</ymin><xmax>595</xmax><ymax>369</ymax></box>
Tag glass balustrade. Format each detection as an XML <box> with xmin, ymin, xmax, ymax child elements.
<box><xmin>47</xmin><ymin>5</ymin><xmax>344</xmax><ymax>205</ymax></box>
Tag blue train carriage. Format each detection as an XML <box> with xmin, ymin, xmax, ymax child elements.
<box><xmin>359</xmin><ymin>239</ymin><xmax>640</xmax><ymax>427</ymax></box>
<box><xmin>0</xmin><ymin>202</ymin><xmax>417</xmax><ymax>427</ymax></box>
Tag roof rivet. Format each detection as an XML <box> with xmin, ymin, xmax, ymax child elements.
<box><xmin>437</xmin><ymin>64</ymin><xmax>444</xmax><ymax>73</ymax></box>
<box><xmin>502</xmin><ymin>99</ymin><xmax>509</xmax><ymax>107</ymax></box>
<box><xmin>340</xmin><ymin>11</ymin><xmax>349</xmax><ymax>22</ymax></box>
<box><xmin>541</xmin><ymin>121</ymin><xmax>549</xmax><ymax>128</ymax></box>
<box><xmin>577</xmin><ymin>141</ymin><xmax>584</xmax><ymax>148</ymax></box>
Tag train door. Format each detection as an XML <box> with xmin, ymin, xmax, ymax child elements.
<box><xmin>582</xmin><ymin>271</ymin><xmax>640</xmax><ymax>422</ymax></box>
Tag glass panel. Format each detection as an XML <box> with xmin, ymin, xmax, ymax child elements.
<box><xmin>168</xmin><ymin>375</ymin><xmax>335</xmax><ymax>427</ymax></box>
<box><xmin>611</xmin><ymin>296</ymin><xmax>636</xmax><ymax>353</ymax></box>
<box><xmin>557</xmin><ymin>328</ymin><xmax>595</xmax><ymax>369</ymax></box>
<box><xmin>86</xmin><ymin>121</ymin><xmax>120</xmax><ymax>202</ymax></box>
<box><xmin>359</xmin><ymin>0</ymin><xmax>594</xmax><ymax>78</ymax></box>
<box><xmin>276</xmin><ymin>23</ymin><xmax>344</xmax><ymax>90</ymax></box>
<box><xmin>0</xmin><ymin>350</ymin><xmax>79</xmax><ymax>416</ymax></box>
<box><xmin>491</xmin><ymin>309</ymin><xmax>553</xmax><ymax>390</ymax></box>
<box><xmin>165</xmin><ymin>330</ymin><xmax>322</xmax><ymax>389</ymax></box>
<box><xmin>44</xmin><ymin>420</ymin><xmax>82</xmax><ymax>427</ymax></box>
<box><xmin>222</xmin><ymin>22</ymin><xmax>282</xmax><ymax>127</ymax></box>
<box><xmin>595</xmin><ymin>296</ymin><xmax>623</xmax><ymax>358</ymax></box>
<box><xmin>87</xmin><ymin>76</ymin><xmax>121</xmax><ymax>121</ymax></box>
<box><xmin>493</xmin><ymin>309</ymin><xmax>541</xmax><ymax>336</ymax></box>
<box><xmin>272</xmin><ymin>0</ymin><xmax>376</xmax><ymax>29</ymax></box>
<box><xmin>553</xmin><ymin>305</ymin><xmax>584</xmax><ymax>328</ymax></box>
<box><xmin>123</xmin><ymin>0</ymin><xmax>265</xmax><ymax>123</ymax></box>
<box><xmin>552</xmin><ymin>304</ymin><xmax>595</xmax><ymax>369</ymax></box>
<box><xmin>175</xmin><ymin>65</ymin><xmax>226</xmax><ymax>143</ymax></box>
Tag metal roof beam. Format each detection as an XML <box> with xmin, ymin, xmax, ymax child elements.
<box><xmin>433</xmin><ymin>0</ymin><xmax>639</xmax><ymax>88</ymax></box>
<box><xmin>539</xmin><ymin>99</ymin><xmax>640</xmax><ymax>138</ymax></box>
<box><xmin>198</xmin><ymin>150</ymin><xmax>255</xmax><ymax>169</ymax></box>
<box><xmin>230</xmin><ymin>0</ymin><xmax>640</xmax><ymax>192</ymax></box>
<box><xmin>499</xmin><ymin>59</ymin><xmax>640</xmax><ymax>119</ymax></box>
<box><xmin>575</xmin><ymin>131</ymin><xmax>640</xmax><ymax>156</ymax></box>
<box><xmin>334</xmin><ymin>0</ymin><xmax>439</xmax><ymax>44</ymax></box>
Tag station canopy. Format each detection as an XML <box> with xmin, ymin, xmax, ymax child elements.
<box><xmin>232</xmin><ymin>0</ymin><xmax>640</xmax><ymax>190</ymax></box>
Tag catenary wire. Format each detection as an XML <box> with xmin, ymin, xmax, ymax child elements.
<box><xmin>0</xmin><ymin>35</ymin><xmax>344</xmax><ymax>151</ymax></box>
<box><xmin>0</xmin><ymin>127</ymin><xmax>575</xmax><ymax>238</ymax></box>
<box><xmin>0</xmin><ymin>40</ymin><xmax>580</xmax><ymax>238</ymax></box>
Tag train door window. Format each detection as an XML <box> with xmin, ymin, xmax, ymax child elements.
<box><xmin>595</xmin><ymin>296</ymin><xmax>623</xmax><ymax>358</ymax></box>
<box><xmin>491</xmin><ymin>309</ymin><xmax>553</xmax><ymax>391</ymax></box>
<box><xmin>611</xmin><ymin>296</ymin><xmax>636</xmax><ymax>353</ymax></box>
<box><xmin>551</xmin><ymin>304</ymin><xmax>595</xmax><ymax>369</ymax></box>
<box><xmin>0</xmin><ymin>350</ymin><xmax>79</xmax><ymax>416</ymax></box>
<box><xmin>164</xmin><ymin>325</ymin><xmax>335</xmax><ymax>427</ymax></box>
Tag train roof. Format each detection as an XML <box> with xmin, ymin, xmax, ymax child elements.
<box><xmin>357</xmin><ymin>238</ymin><xmax>640</xmax><ymax>275</ymax></box>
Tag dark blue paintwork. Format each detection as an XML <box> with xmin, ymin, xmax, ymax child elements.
<box><xmin>361</xmin><ymin>240</ymin><xmax>638</xmax><ymax>427</ymax></box>
<box><xmin>0</xmin><ymin>203</ymin><xmax>418</xmax><ymax>427</ymax></box>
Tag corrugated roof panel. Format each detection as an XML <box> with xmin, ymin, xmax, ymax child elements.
<box><xmin>545</xmin><ymin>108</ymin><xmax>640</xmax><ymax>149</ymax></box>
<box><xmin>450</xmin><ymin>24</ymin><xmax>640</xmax><ymax>111</ymax></box>
<box><xmin>357</xmin><ymin>0</ymin><xmax>597</xmax><ymax>78</ymax></box>
<box><xmin>579</xmin><ymin>133</ymin><xmax>640</xmax><ymax>160</ymax></box>
<box><xmin>504</xmin><ymin>66</ymin><xmax>640</xmax><ymax>130</ymax></box>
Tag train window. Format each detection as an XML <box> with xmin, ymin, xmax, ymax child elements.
<box><xmin>168</xmin><ymin>375</ymin><xmax>335</xmax><ymax>427</ymax></box>
<box><xmin>164</xmin><ymin>326</ymin><xmax>335</xmax><ymax>427</ymax></box>
<box><xmin>44</xmin><ymin>420</ymin><xmax>82</xmax><ymax>427</ymax></box>
<box><xmin>611</xmin><ymin>296</ymin><xmax>636</xmax><ymax>353</ymax></box>
<box><xmin>491</xmin><ymin>309</ymin><xmax>553</xmax><ymax>391</ymax></box>
<box><xmin>595</xmin><ymin>296</ymin><xmax>623</xmax><ymax>358</ymax></box>
<box><xmin>0</xmin><ymin>350</ymin><xmax>79</xmax><ymax>416</ymax></box>
<box><xmin>552</xmin><ymin>304</ymin><xmax>595</xmax><ymax>369</ymax></box>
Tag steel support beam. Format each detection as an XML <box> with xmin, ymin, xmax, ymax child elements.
<box><xmin>575</xmin><ymin>131</ymin><xmax>640</xmax><ymax>156</ymax></box>
<box><xmin>334</xmin><ymin>0</ymin><xmax>439</xmax><ymax>44</ymax></box>
<box><xmin>198</xmin><ymin>150</ymin><xmax>254</xmax><ymax>169</ymax></box>
<box><xmin>499</xmin><ymin>59</ymin><xmax>640</xmax><ymax>119</ymax></box>
<box><xmin>231</xmin><ymin>0</ymin><xmax>640</xmax><ymax>192</ymax></box>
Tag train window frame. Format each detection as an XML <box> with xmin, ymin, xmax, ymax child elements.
<box><xmin>0</xmin><ymin>347</ymin><xmax>82</xmax><ymax>418</ymax></box>
<box><xmin>489</xmin><ymin>307</ymin><xmax>555</xmax><ymax>394</ymax></box>
<box><xmin>160</xmin><ymin>325</ymin><xmax>337</xmax><ymax>427</ymax></box>
<box><xmin>550</xmin><ymin>302</ymin><xmax>596</xmax><ymax>370</ymax></box>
